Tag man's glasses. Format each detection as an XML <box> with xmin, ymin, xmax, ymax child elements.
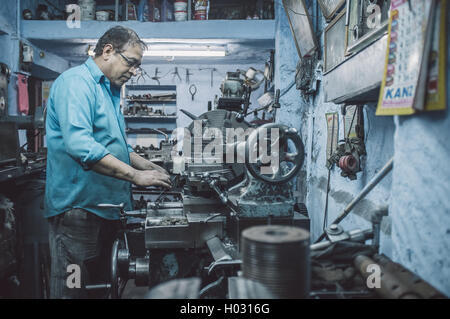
<box><xmin>118</xmin><ymin>52</ymin><xmax>142</xmax><ymax>74</ymax></box>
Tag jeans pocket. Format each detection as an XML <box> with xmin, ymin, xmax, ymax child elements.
<box><xmin>61</xmin><ymin>209</ymin><xmax>101</xmax><ymax>243</ymax></box>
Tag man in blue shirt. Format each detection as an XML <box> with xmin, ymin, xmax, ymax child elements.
<box><xmin>45</xmin><ymin>26</ymin><xmax>171</xmax><ymax>298</ymax></box>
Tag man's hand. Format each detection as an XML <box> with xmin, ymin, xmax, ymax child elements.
<box><xmin>147</xmin><ymin>161</ymin><xmax>169</xmax><ymax>175</ymax></box>
<box><xmin>129</xmin><ymin>151</ymin><xmax>169</xmax><ymax>175</ymax></box>
<box><xmin>132</xmin><ymin>169</ymin><xmax>172</xmax><ymax>189</ymax></box>
<box><xmin>92</xmin><ymin>154</ymin><xmax>171</xmax><ymax>189</ymax></box>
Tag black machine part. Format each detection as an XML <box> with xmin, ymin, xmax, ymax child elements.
<box><xmin>244</xmin><ymin>123</ymin><xmax>305</xmax><ymax>184</ymax></box>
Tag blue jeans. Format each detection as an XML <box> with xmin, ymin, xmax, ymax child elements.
<box><xmin>48</xmin><ymin>208</ymin><xmax>120</xmax><ymax>299</ymax></box>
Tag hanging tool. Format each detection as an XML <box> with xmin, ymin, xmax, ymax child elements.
<box><xmin>135</xmin><ymin>68</ymin><xmax>150</xmax><ymax>84</ymax></box>
<box><xmin>186</xmin><ymin>68</ymin><xmax>193</xmax><ymax>83</ymax></box>
<box><xmin>189</xmin><ymin>84</ymin><xmax>197</xmax><ymax>101</ymax></box>
<box><xmin>151</xmin><ymin>67</ymin><xmax>161</xmax><ymax>85</ymax></box>
<box><xmin>199</xmin><ymin>67</ymin><xmax>218</xmax><ymax>87</ymax></box>
<box><xmin>172</xmin><ymin>67</ymin><xmax>182</xmax><ymax>83</ymax></box>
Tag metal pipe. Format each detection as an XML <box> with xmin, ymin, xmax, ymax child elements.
<box><xmin>315</xmin><ymin>157</ymin><xmax>394</xmax><ymax>243</ymax></box>
<box><xmin>16</xmin><ymin>0</ymin><xmax>21</xmax><ymax>39</ymax></box>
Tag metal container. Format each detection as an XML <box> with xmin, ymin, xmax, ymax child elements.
<box><xmin>95</xmin><ymin>10</ymin><xmax>109</xmax><ymax>21</ymax></box>
<box><xmin>242</xmin><ymin>225</ymin><xmax>310</xmax><ymax>299</ymax></box>
<box><xmin>78</xmin><ymin>0</ymin><xmax>96</xmax><ymax>21</ymax></box>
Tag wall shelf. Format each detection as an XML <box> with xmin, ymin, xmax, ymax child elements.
<box><xmin>21</xmin><ymin>20</ymin><xmax>275</xmax><ymax>41</ymax></box>
<box><xmin>124</xmin><ymin>84</ymin><xmax>177</xmax><ymax>148</ymax></box>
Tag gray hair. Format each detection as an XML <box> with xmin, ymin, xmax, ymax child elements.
<box><xmin>94</xmin><ymin>26</ymin><xmax>147</xmax><ymax>56</ymax></box>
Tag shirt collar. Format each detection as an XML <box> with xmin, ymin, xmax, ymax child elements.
<box><xmin>84</xmin><ymin>57</ymin><xmax>121</xmax><ymax>97</ymax></box>
<box><xmin>84</xmin><ymin>57</ymin><xmax>105</xmax><ymax>83</ymax></box>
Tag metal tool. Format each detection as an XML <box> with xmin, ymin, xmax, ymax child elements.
<box><xmin>189</xmin><ymin>84</ymin><xmax>197</xmax><ymax>101</ymax></box>
<box><xmin>186</xmin><ymin>68</ymin><xmax>193</xmax><ymax>83</ymax></box>
<box><xmin>310</xmin><ymin>226</ymin><xmax>373</xmax><ymax>251</ymax></box>
<box><xmin>199</xmin><ymin>67</ymin><xmax>218</xmax><ymax>87</ymax></box>
<box><xmin>151</xmin><ymin>67</ymin><xmax>161</xmax><ymax>85</ymax></box>
<box><xmin>135</xmin><ymin>68</ymin><xmax>150</xmax><ymax>84</ymax></box>
<box><xmin>172</xmin><ymin>67</ymin><xmax>182</xmax><ymax>82</ymax></box>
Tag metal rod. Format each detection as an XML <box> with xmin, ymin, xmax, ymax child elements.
<box><xmin>180</xmin><ymin>109</ymin><xmax>199</xmax><ymax>120</ymax></box>
<box><xmin>314</xmin><ymin>157</ymin><xmax>394</xmax><ymax>243</ymax></box>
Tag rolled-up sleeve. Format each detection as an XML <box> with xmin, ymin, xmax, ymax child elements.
<box><xmin>53</xmin><ymin>76</ymin><xmax>110</xmax><ymax>170</ymax></box>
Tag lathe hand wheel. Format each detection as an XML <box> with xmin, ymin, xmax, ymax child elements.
<box><xmin>110</xmin><ymin>239</ymin><xmax>120</xmax><ymax>299</ymax></box>
<box><xmin>245</xmin><ymin>123</ymin><xmax>304</xmax><ymax>184</ymax></box>
<box><xmin>110</xmin><ymin>239</ymin><xmax>127</xmax><ymax>299</ymax></box>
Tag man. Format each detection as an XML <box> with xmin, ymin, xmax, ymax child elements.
<box><xmin>45</xmin><ymin>26</ymin><xmax>171</xmax><ymax>298</ymax></box>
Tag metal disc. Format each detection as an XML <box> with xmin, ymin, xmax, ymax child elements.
<box><xmin>242</xmin><ymin>225</ymin><xmax>310</xmax><ymax>299</ymax></box>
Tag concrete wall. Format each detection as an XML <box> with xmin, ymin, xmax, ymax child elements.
<box><xmin>274</xmin><ymin>0</ymin><xmax>449</xmax><ymax>295</ymax></box>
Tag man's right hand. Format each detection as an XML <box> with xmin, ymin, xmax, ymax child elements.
<box><xmin>132</xmin><ymin>169</ymin><xmax>172</xmax><ymax>188</ymax></box>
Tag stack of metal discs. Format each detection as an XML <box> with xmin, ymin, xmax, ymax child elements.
<box><xmin>241</xmin><ymin>225</ymin><xmax>310</xmax><ymax>299</ymax></box>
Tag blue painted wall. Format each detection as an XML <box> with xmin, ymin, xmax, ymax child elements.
<box><xmin>275</xmin><ymin>0</ymin><xmax>449</xmax><ymax>295</ymax></box>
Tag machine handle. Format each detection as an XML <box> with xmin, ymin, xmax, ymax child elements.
<box><xmin>244</xmin><ymin>123</ymin><xmax>304</xmax><ymax>184</ymax></box>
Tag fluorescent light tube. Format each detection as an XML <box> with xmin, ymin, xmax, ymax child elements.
<box><xmin>144</xmin><ymin>50</ymin><xmax>226</xmax><ymax>57</ymax></box>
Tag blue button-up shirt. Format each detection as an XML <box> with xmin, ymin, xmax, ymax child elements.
<box><xmin>45</xmin><ymin>57</ymin><xmax>133</xmax><ymax>220</ymax></box>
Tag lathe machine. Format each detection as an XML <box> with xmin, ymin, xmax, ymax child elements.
<box><xmin>99</xmin><ymin>69</ymin><xmax>311</xmax><ymax>298</ymax></box>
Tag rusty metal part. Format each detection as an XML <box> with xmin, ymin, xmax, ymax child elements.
<box><xmin>241</xmin><ymin>225</ymin><xmax>310</xmax><ymax>299</ymax></box>
<box><xmin>354</xmin><ymin>255</ymin><xmax>421</xmax><ymax>299</ymax></box>
<box><xmin>372</xmin><ymin>254</ymin><xmax>446</xmax><ymax>299</ymax></box>
<box><xmin>338</xmin><ymin>154</ymin><xmax>357</xmax><ymax>173</ymax></box>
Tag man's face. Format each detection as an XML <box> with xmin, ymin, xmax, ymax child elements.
<box><xmin>108</xmin><ymin>44</ymin><xmax>143</xmax><ymax>87</ymax></box>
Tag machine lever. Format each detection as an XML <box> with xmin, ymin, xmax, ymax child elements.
<box><xmin>206</xmin><ymin>260</ymin><xmax>242</xmax><ymax>276</ymax></box>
